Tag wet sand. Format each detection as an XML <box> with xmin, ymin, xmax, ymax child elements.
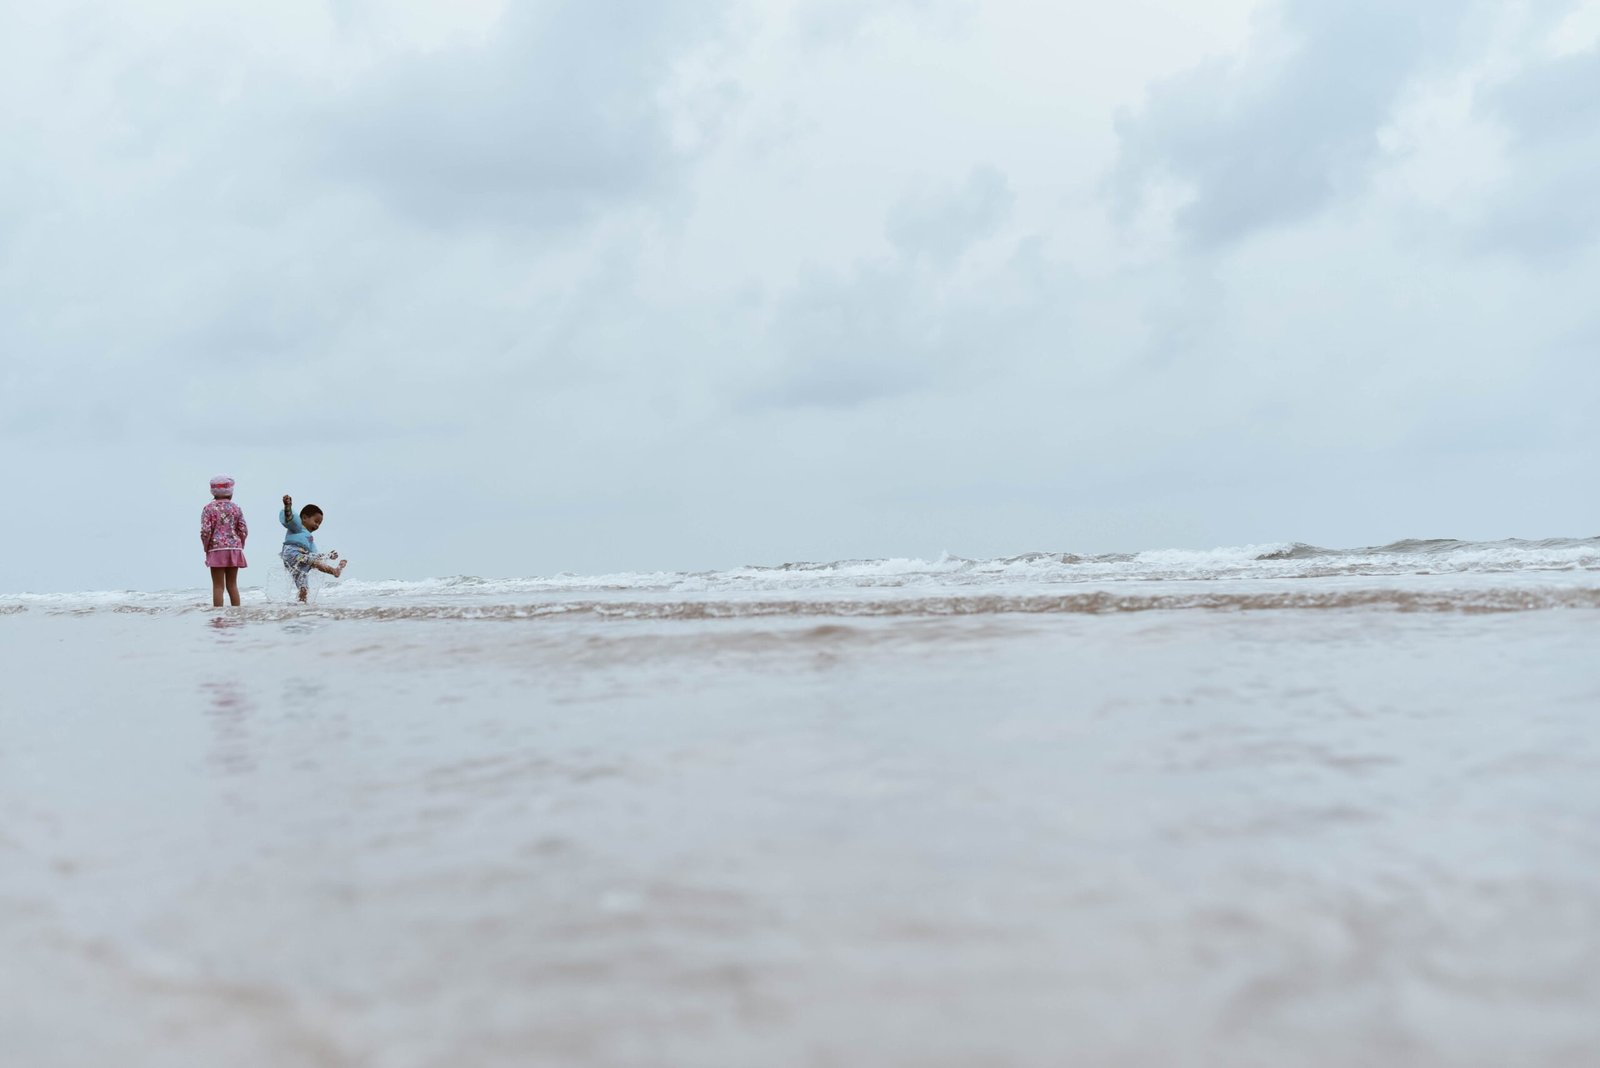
<box><xmin>3</xmin><ymin>603</ymin><xmax>1598</xmax><ymax>1066</ymax></box>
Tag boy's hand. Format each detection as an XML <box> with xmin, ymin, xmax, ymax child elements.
<box><xmin>328</xmin><ymin>551</ymin><xmax>339</xmax><ymax>560</ymax></box>
<box><xmin>282</xmin><ymin>494</ymin><xmax>292</xmax><ymax>509</ymax></box>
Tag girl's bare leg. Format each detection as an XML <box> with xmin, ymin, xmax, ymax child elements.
<box><xmin>224</xmin><ymin>566</ymin><xmax>241</xmax><ymax>607</ymax></box>
<box><xmin>210</xmin><ymin>567</ymin><xmax>225</xmax><ymax>608</ymax></box>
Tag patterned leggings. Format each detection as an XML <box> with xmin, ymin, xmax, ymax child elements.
<box><xmin>281</xmin><ymin>546</ymin><xmax>316</xmax><ymax>590</ymax></box>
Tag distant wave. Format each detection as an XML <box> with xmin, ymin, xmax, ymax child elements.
<box><xmin>366</xmin><ymin>536</ymin><xmax>1594</xmax><ymax>591</ymax></box>
<box><xmin>748</xmin><ymin>537</ymin><xmax>1600</xmax><ymax>585</ymax></box>
<box><xmin>1250</xmin><ymin>537</ymin><xmax>1593</xmax><ymax>563</ymax></box>
<box><xmin>2</xmin><ymin>537</ymin><xmax>1595</xmax><ymax>616</ymax></box>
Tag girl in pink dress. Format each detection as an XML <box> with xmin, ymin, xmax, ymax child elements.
<box><xmin>201</xmin><ymin>476</ymin><xmax>249</xmax><ymax>607</ymax></box>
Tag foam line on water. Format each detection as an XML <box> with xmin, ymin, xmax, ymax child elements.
<box><xmin>3</xmin><ymin>536</ymin><xmax>1595</xmax><ymax>609</ymax></box>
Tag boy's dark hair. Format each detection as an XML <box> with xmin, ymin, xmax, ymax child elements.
<box><xmin>300</xmin><ymin>504</ymin><xmax>323</xmax><ymax>519</ymax></box>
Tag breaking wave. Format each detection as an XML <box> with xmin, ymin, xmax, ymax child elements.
<box><xmin>3</xmin><ymin>536</ymin><xmax>1596</xmax><ymax>619</ymax></box>
<box><xmin>354</xmin><ymin>535</ymin><xmax>1600</xmax><ymax>594</ymax></box>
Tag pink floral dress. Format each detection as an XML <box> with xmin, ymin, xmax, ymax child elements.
<box><xmin>201</xmin><ymin>499</ymin><xmax>249</xmax><ymax>569</ymax></box>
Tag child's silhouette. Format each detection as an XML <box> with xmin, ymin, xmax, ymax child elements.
<box><xmin>280</xmin><ymin>493</ymin><xmax>348</xmax><ymax>603</ymax></box>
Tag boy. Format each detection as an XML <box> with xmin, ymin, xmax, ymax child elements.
<box><xmin>280</xmin><ymin>493</ymin><xmax>348</xmax><ymax>602</ymax></box>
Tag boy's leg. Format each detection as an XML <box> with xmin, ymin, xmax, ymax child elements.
<box><xmin>284</xmin><ymin>549</ymin><xmax>310</xmax><ymax>603</ymax></box>
<box><xmin>224</xmin><ymin>566</ymin><xmax>241</xmax><ymax>607</ymax></box>
<box><xmin>210</xmin><ymin>567</ymin><xmax>225</xmax><ymax>608</ymax></box>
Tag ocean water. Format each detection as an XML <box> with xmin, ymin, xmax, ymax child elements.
<box><xmin>2</xmin><ymin>537</ymin><xmax>1598</xmax><ymax>1067</ymax></box>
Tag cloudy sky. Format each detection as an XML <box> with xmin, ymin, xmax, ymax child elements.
<box><xmin>3</xmin><ymin>0</ymin><xmax>1597</xmax><ymax>592</ymax></box>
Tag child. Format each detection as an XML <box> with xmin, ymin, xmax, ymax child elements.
<box><xmin>280</xmin><ymin>493</ymin><xmax>348</xmax><ymax>602</ymax></box>
<box><xmin>201</xmin><ymin>476</ymin><xmax>248</xmax><ymax>607</ymax></box>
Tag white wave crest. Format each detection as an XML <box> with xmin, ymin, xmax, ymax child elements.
<box><xmin>2</xmin><ymin>538</ymin><xmax>1594</xmax><ymax>609</ymax></box>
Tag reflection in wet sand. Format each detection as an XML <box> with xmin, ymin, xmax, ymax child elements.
<box><xmin>202</xmin><ymin>680</ymin><xmax>256</xmax><ymax>776</ymax></box>
<box><xmin>1</xmin><ymin>600</ymin><xmax>1597</xmax><ymax>1067</ymax></box>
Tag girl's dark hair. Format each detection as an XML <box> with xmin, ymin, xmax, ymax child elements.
<box><xmin>300</xmin><ymin>504</ymin><xmax>323</xmax><ymax>519</ymax></box>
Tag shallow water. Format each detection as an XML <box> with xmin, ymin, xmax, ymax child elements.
<box><xmin>3</xmin><ymin>548</ymin><xmax>1599</xmax><ymax>1066</ymax></box>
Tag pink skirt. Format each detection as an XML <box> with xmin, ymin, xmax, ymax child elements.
<box><xmin>206</xmin><ymin>549</ymin><xmax>248</xmax><ymax>569</ymax></box>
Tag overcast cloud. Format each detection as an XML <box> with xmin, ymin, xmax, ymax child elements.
<box><xmin>2</xmin><ymin>0</ymin><xmax>1597</xmax><ymax>593</ymax></box>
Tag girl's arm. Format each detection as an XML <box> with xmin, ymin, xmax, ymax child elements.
<box><xmin>201</xmin><ymin>506</ymin><xmax>214</xmax><ymax>550</ymax></box>
<box><xmin>237</xmin><ymin>507</ymin><xmax>248</xmax><ymax>545</ymax></box>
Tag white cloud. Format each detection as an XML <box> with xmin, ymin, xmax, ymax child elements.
<box><xmin>1474</xmin><ymin>45</ymin><xmax>1600</xmax><ymax>258</ymax></box>
<box><xmin>887</xmin><ymin>165</ymin><xmax>1014</xmax><ymax>264</ymax></box>
<box><xmin>1</xmin><ymin>0</ymin><xmax>1597</xmax><ymax>591</ymax></box>
<box><xmin>1111</xmin><ymin>0</ymin><xmax>1469</xmax><ymax>248</ymax></box>
<box><xmin>315</xmin><ymin>2</ymin><xmax>730</xmax><ymax>230</ymax></box>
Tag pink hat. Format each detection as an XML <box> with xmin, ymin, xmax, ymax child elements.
<box><xmin>210</xmin><ymin>475</ymin><xmax>235</xmax><ymax>498</ymax></box>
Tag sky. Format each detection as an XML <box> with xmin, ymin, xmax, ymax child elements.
<box><xmin>3</xmin><ymin>0</ymin><xmax>1598</xmax><ymax>592</ymax></box>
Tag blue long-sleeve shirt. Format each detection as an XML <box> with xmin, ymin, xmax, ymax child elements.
<box><xmin>280</xmin><ymin>508</ymin><xmax>317</xmax><ymax>554</ymax></box>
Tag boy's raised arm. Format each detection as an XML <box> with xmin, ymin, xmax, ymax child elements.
<box><xmin>281</xmin><ymin>494</ymin><xmax>296</xmax><ymax>531</ymax></box>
